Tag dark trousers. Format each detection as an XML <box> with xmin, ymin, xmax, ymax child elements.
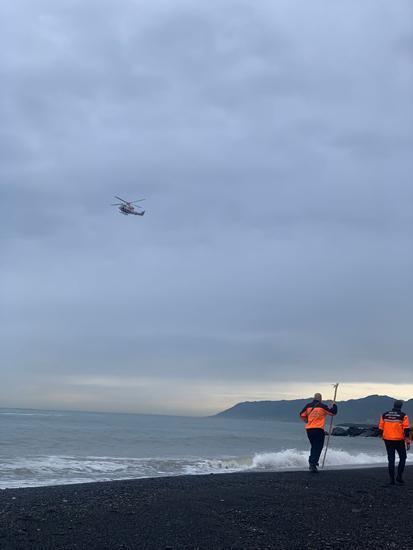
<box><xmin>307</xmin><ymin>428</ymin><xmax>325</xmax><ymax>465</ymax></box>
<box><xmin>384</xmin><ymin>440</ymin><xmax>407</xmax><ymax>481</ymax></box>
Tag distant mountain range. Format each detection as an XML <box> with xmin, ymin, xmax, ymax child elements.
<box><xmin>215</xmin><ymin>395</ymin><xmax>413</xmax><ymax>424</ymax></box>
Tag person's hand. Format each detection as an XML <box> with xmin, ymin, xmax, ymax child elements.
<box><xmin>406</xmin><ymin>441</ymin><xmax>411</xmax><ymax>451</ymax></box>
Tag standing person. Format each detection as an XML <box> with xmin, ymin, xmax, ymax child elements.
<box><xmin>299</xmin><ymin>393</ymin><xmax>338</xmax><ymax>473</ymax></box>
<box><xmin>379</xmin><ymin>400</ymin><xmax>410</xmax><ymax>485</ymax></box>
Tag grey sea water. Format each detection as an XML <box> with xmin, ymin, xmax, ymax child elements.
<box><xmin>0</xmin><ymin>408</ymin><xmax>398</xmax><ymax>488</ymax></box>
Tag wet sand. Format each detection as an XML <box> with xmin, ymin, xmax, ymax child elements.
<box><xmin>0</xmin><ymin>466</ymin><xmax>411</xmax><ymax>549</ymax></box>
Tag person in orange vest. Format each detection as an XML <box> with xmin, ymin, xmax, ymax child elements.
<box><xmin>379</xmin><ymin>399</ymin><xmax>410</xmax><ymax>485</ymax></box>
<box><xmin>299</xmin><ymin>393</ymin><xmax>338</xmax><ymax>473</ymax></box>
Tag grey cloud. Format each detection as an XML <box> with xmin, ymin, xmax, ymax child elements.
<box><xmin>1</xmin><ymin>0</ymin><xmax>412</xmax><ymax>412</ymax></box>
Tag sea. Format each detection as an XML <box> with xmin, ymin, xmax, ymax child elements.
<box><xmin>0</xmin><ymin>408</ymin><xmax>405</xmax><ymax>489</ymax></box>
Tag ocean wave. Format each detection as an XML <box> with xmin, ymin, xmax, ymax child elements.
<box><xmin>251</xmin><ymin>448</ymin><xmax>387</xmax><ymax>469</ymax></box>
<box><xmin>0</xmin><ymin>455</ymin><xmax>172</xmax><ymax>488</ymax></box>
<box><xmin>183</xmin><ymin>448</ymin><xmax>392</xmax><ymax>475</ymax></box>
<box><xmin>0</xmin><ymin>448</ymin><xmax>401</xmax><ymax>489</ymax></box>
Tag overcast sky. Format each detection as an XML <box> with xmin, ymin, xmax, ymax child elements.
<box><xmin>1</xmin><ymin>0</ymin><xmax>412</xmax><ymax>415</ymax></box>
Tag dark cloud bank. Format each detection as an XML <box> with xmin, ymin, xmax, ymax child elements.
<box><xmin>1</xmin><ymin>0</ymin><xmax>412</xmax><ymax>413</ymax></box>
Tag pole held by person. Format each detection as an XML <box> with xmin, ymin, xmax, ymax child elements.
<box><xmin>321</xmin><ymin>383</ymin><xmax>340</xmax><ymax>469</ymax></box>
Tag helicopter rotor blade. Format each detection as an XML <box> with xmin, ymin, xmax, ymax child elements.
<box><xmin>130</xmin><ymin>199</ymin><xmax>146</xmax><ymax>204</ymax></box>
<box><xmin>111</xmin><ymin>203</ymin><xmax>123</xmax><ymax>206</ymax></box>
<box><xmin>115</xmin><ymin>196</ymin><xmax>129</xmax><ymax>204</ymax></box>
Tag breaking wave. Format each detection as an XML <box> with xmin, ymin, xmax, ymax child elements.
<box><xmin>184</xmin><ymin>448</ymin><xmax>390</xmax><ymax>475</ymax></box>
<box><xmin>251</xmin><ymin>448</ymin><xmax>387</xmax><ymax>469</ymax></box>
<box><xmin>0</xmin><ymin>448</ymin><xmax>398</xmax><ymax>489</ymax></box>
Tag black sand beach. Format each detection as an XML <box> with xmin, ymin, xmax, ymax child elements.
<box><xmin>0</xmin><ymin>467</ymin><xmax>411</xmax><ymax>549</ymax></box>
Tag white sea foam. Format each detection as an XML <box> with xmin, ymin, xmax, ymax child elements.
<box><xmin>251</xmin><ymin>448</ymin><xmax>387</xmax><ymax>469</ymax></box>
<box><xmin>0</xmin><ymin>448</ymin><xmax>406</xmax><ymax>489</ymax></box>
<box><xmin>0</xmin><ymin>455</ymin><xmax>171</xmax><ymax>488</ymax></box>
<box><xmin>184</xmin><ymin>447</ymin><xmax>396</xmax><ymax>475</ymax></box>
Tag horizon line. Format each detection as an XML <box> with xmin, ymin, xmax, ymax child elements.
<box><xmin>1</xmin><ymin>393</ymin><xmax>410</xmax><ymax>417</ymax></box>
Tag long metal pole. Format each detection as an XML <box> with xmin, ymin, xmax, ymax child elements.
<box><xmin>321</xmin><ymin>383</ymin><xmax>339</xmax><ymax>469</ymax></box>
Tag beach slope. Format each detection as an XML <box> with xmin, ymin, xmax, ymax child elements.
<box><xmin>0</xmin><ymin>467</ymin><xmax>411</xmax><ymax>549</ymax></box>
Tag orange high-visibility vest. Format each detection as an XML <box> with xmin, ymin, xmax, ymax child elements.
<box><xmin>299</xmin><ymin>401</ymin><xmax>337</xmax><ymax>430</ymax></box>
<box><xmin>379</xmin><ymin>409</ymin><xmax>410</xmax><ymax>441</ymax></box>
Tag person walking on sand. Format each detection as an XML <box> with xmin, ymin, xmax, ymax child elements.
<box><xmin>379</xmin><ymin>400</ymin><xmax>410</xmax><ymax>485</ymax></box>
<box><xmin>299</xmin><ymin>393</ymin><xmax>338</xmax><ymax>473</ymax></box>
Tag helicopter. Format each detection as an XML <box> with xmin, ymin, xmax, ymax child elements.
<box><xmin>111</xmin><ymin>196</ymin><xmax>146</xmax><ymax>216</ymax></box>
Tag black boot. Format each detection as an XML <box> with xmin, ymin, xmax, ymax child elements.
<box><xmin>309</xmin><ymin>464</ymin><xmax>318</xmax><ymax>473</ymax></box>
<box><xmin>396</xmin><ymin>475</ymin><xmax>404</xmax><ymax>485</ymax></box>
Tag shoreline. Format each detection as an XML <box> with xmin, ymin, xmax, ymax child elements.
<box><xmin>0</xmin><ymin>460</ymin><xmax>394</xmax><ymax>492</ymax></box>
<box><xmin>0</xmin><ymin>466</ymin><xmax>411</xmax><ymax>549</ymax></box>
